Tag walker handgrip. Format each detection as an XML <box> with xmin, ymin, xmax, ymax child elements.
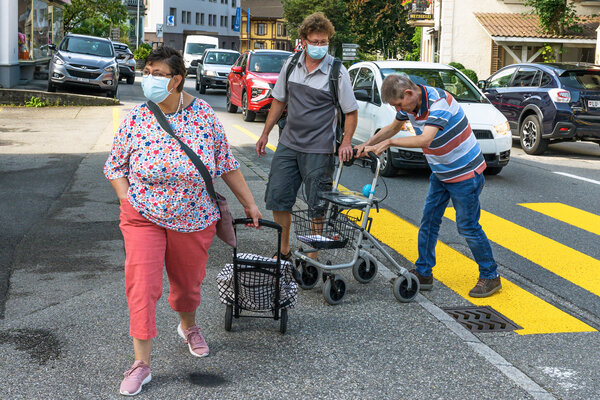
<box><xmin>367</xmin><ymin>151</ymin><xmax>380</xmax><ymax>173</ymax></box>
<box><xmin>233</xmin><ymin>218</ymin><xmax>282</xmax><ymax>232</ymax></box>
<box><xmin>343</xmin><ymin>148</ymin><xmax>359</xmax><ymax>167</ymax></box>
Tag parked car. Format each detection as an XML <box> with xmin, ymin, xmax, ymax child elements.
<box><xmin>226</xmin><ymin>50</ymin><xmax>292</xmax><ymax>122</ymax></box>
<box><xmin>348</xmin><ymin>61</ymin><xmax>512</xmax><ymax>176</ymax></box>
<box><xmin>47</xmin><ymin>33</ymin><xmax>119</xmax><ymax>98</ymax></box>
<box><xmin>184</xmin><ymin>35</ymin><xmax>219</xmax><ymax>75</ymax></box>
<box><xmin>196</xmin><ymin>49</ymin><xmax>240</xmax><ymax>94</ymax></box>
<box><xmin>478</xmin><ymin>62</ymin><xmax>600</xmax><ymax>155</ymax></box>
<box><xmin>112</xmin><ymin>41</ymin><xmax>136</xmax><ymax>85</ymax></box>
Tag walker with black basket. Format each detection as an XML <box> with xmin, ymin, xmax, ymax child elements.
<box><xmin>217</xmin><ymin>218</ymin><xmax>297</xmax><ymax>334</ymax></box>
<box><xmin>292</xmin><ymin>151</ymin><xmax>420</xmax><ymax>305</ymax></box>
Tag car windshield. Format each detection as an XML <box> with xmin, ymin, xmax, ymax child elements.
<box><xmin>380</xmin><ymin>68</ymin><xmax>487</xmax><ymax>103</ymax></box>
<box><xmin>558</xmin><ymin>70</ymin><xmax>600</xmax><ymax>90</ymax></box>
<box><xmin>60</xmin><ymin>36</ymin><xmax>114</xmax><ymax>57</ymax></box>
<box><xmin>186</xmin><ymin>43</ymin><xmax>216</xmax><ymax>55</ymax></box>
<box><xmin>249</xmin><ymin>53</ymin><xmax>290</xmax><ymax>73</ymax></box>
<box><xmin>204</xmin><ymin>51</ymin><xmax>239</xmax><ymax>65</ymax></box>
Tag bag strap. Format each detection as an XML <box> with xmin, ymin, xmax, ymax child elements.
<box><xmin>329</xmin><ymin>58</ymin><xmax>345</xmax><ymax>150</ymax></box>
<box><xmin>284</xmin><ymin>51</ymin><xmax>302</xmax><ymax>97</ymax></box>
<box><xmin>145</xmin><ymin>100</ymin><xmax>218</xmax><ymax>202</ymax></box>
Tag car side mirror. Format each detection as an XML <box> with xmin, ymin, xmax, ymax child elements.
<box><xmin>48</xmin><ymin>44</ymin><xmax>57</xmax><ymax>51</ymax></box>
<box><xmin>231</xmin><ymin>66</ymin><xmax>243</xmax><ymax>74</ymax></box>
<box><xmin>477</xmin><ymin>80</ymin><xmax>487</xmax><ymax>90</ymax></box>
<box><xmin>353</xmin><ymin>89</ymin><xmax>371</xmax><ymax>102</ymax></box>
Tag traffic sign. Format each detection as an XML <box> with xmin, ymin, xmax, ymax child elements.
<box><xmin>156</xmin><ymin>24</ymin><xmax>163</xmax><ymax>38</ymax></box>
<box><xmin>166</xmin><ymin>15</ymin><xmax>175</xmax><ymax>26</ymax></box>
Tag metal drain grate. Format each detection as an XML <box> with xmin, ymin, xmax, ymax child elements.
<box><xmin>443</xmin><ymin>306</ymin><xmax>522</xmax><ymax>333</ymax></box>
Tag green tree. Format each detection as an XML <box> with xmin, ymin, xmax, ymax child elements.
<box><xmin>64</xmin><ymin>0</ymin><xmax>128</xmax><ymax>37</ymax></box>
<box><xmin>524</xmin><ymin>0</ymin><xmax>580</xmax><ymax>35</ymax></box>
<box><xmin>282</xmin><ymin>0</ymin><xmax>355</xmax><ymax>58</ymax></box>
<box><xmin>347</xmin><ymin>0</ymin><xmax>415</xmax><ymax>60</ymax></box>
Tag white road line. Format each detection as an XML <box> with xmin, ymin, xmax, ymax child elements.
<box><xmin>553</xmin><ymin>172</ymin><xmax>600</xmax><ymax>186</ymax></box>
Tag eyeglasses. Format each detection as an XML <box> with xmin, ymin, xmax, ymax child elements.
<box><xmin>142</xmin><ymin>71</ymin><xmax>174</xmax><ymax>78</ymax></box>
<box><xmin>305</xmin><ymin>39</ymin><xmax>329</xmax><ymax>46</ymax></box>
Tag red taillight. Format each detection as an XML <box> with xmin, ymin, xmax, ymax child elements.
<box><xmin>559</xmin><ymin>127</ymin><xmax>569</xmax><ymax>131</ymax></box>
<box><xmin>548</xmin><ymin>88</ymin><xmax>571</xmax><ymax>103</ymax></box>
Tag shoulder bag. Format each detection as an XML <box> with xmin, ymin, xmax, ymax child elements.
<box><xmin>146</xmin><ymin>100</ymin><xmax>237</xmax><ymax>247</ymax></box>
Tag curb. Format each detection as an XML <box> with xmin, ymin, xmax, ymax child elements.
<box><xmin>0</xmin><ymin>88</ymin><xmax>119</xmax><ymax>106</ymax></box>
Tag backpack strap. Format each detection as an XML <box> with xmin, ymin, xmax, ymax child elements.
<box><xmin>284</xmin><ymin>51</ymin><xmax>302</xmax><ymax>97</ymax></box>
<box><xmin>329</xmin><ymin>57</ymin><xmax>342</xmax><ymax>108</ymax></box>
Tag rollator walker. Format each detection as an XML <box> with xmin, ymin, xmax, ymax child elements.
<box><xmin>292</xmin><ymin>151</ymin><xmax>421</xmax><ymax>305</ymax></box>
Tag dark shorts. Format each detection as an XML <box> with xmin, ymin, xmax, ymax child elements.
<box><xmin>265</xmin><ymin>143</ymin><xmax>335</xmax><ymax>217</ymax></box>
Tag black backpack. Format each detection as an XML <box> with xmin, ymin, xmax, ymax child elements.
<box><xmin>277</xmin><ymin>52</ymin><xmax>345</xmax><ymax>151</ymax></box>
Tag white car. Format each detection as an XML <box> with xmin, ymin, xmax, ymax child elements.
<box><xmin>348</xmin><ymin>61</ymin><xmax>512</xmax><ymax>176</ymax></box>
<box><xmin>195</xmin><ymin>49</ymin><xmax>240</xmax><ymax>94</ymax></box>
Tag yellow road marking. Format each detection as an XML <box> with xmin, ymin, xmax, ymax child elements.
<box><xmin>233</xmin><ymin>124</ymin><xmax>277</xmax><ymax>152</ymax></box>
<box><xmin>520</xmin><ymin>202</ymin><xmax>600</xmax><ymax>236</ymax></box>
<box><xmin>351</xmin><ymin>208</ymin><xmax>595</xmax><ymax>335</ymax></box>
<box><xmin>112</xmin><ymin>107</ymin><xmax>120</xmax><ymax>136</ymax></box>
<box><xmin>445</xmin><ymin>207</ymin><xmax>600</xmax><ymax>298</ymax></box>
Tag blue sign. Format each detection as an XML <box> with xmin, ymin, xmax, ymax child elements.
<box><xmin>233</xmin><ymin>7</ymin><xmax>241</xmax><ymax>32</ymax></box>
<box><xmin>247</xmin><ymin>8</ymin><xmax>250</xmax><ymax>33</ymax></box>
<box><xmin>166</xmin><ymin>15</ymin><xmax>175</xmax><ymax>26</ymax></box>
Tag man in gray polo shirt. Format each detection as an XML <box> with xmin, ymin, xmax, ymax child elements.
<box><xmin>256</xmin><ymin>12</ymin><xmax>358</xmax><ymax>259</ymax></box>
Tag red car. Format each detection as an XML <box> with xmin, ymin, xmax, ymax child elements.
<box><xmin>226</xmin><ymin>49</ymin><xmax>292</xmax><ymax>121</ymax></box>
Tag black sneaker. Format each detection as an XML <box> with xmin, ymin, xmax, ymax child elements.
<box><xmin>468</xmin><ymin>277</ymin><xmax>502</xmax><ymax>298</ymax></box>
<box><xmin>409</xmin><ymin>269</ymin><xmax>433</xmax><ymax>291</ymax></box>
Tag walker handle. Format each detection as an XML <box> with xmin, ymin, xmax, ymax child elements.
<box><xmin>233</xmin><ymin>218</ymin><xmax>282</xmax><ymax>232</ymax></box>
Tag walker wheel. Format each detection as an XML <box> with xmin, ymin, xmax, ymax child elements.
<box><xmin>224</xmin><ymin>304</ymin><xmax>233</xmax><ymax>331</ymax></box>
<box><xmin>393</xmin><ymin>273</ymin><xmax>420</xmax><ymax>303</ymax></box>
<box><xmin>352</xmin><ymin>257</ymin><xmax>377</xmax><ymax>283</ymax></box>
<box><xmin>279</xmin><ymin>308</ymin><xmax>288</xmax><ymax>334</ymax></box>
<box><xmin>322</xmin><ymin>275</ymin><xmax>346</xmax><ymax>305</ymax></box>
<box><xmin>295</xmin><ymin>259</ymin><xmax>320</xmax><ymax>290</ymax></box>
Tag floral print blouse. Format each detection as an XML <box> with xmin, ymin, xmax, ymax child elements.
<box><xmin>104</xmin><ymin>98</ymin><xmax>239</xmax><ymax>232</ymax></box>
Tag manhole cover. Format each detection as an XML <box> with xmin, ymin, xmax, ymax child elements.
<box><xmin>443</xmin><ymin>306</ymin><xmax>522</xmax><ymax>333</ymax></box>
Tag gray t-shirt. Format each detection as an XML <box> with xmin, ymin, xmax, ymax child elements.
<box><xmin>272</xmin><ymin>52</ymin><xmax>358</xmax><ymax>154</ymax></box>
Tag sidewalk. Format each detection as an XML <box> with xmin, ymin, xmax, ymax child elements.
<box><xmin>0</xmin><ymin>105</ymin><xmax>545</xmax><ymax>399</ymax></box>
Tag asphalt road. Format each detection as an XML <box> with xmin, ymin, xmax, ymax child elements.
<box><xmin>0</xmin><ymin>76</ymin><xmax>599</xmax><ymax>399</ymax></box>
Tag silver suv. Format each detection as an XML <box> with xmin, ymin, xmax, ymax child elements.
<box><xmin>48</xmin><ymin>33</ymin><xmax>119</xmax><ymax>98</ymax></box>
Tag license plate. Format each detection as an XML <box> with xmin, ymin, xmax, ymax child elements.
<box><xmin>76</xmin><ymin>77</ymin><xmax>89</xmax><ymax>83</ymax></box>
<box><xmin>588</xmin><ymin>100</ymin><xmax>600</xmax><ymax>108</ymax></box>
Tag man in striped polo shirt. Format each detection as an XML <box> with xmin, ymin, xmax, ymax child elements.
<box><xmin>357</xmin><ymin>74</ymin><xmax>501</xmax><ymax>298</ymax></box>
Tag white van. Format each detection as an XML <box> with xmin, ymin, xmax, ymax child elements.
<box><xmin>183</xmin><ymin>35</ymin><xmax>218</xmax><ymax>75</ymax></box>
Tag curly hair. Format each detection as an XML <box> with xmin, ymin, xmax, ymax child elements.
<box><xmin>144</xmin><ymin>46</ymin><xmax>187</xmax><ymax>92</ymax></box>
<box><xmin>298</xmin><ymin>12</ymin><xmax>335</xmax><ymax>39</ymax></box>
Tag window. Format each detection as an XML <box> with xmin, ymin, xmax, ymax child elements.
<box><xmin>488</xmin><ymin>67</ymin><xmax>517</xmax><ymax>88</ymax></box>
<box><xmin>224</xmin><ymin>16</ymin><xmax>228</xmax><ymax>27</ymax></box>
<box><xmin>254</xmin><ymin>41</ymin><xmax>265</xmax><ymax>49</ymax></box>
<box><xmin>354</xmin><ymin>68</ymin><xmax>375</xmax><ymax>101</ymax></box>
<box><xmin>232</xmin><ymin>0</ymin><xmax>236</xmax><ymax>7</ymax></box>
<box><xmin>348</xmin><ymin>68</ymin><xmax>359</xmax><ymax>86</ymax></box>
<box><xmin>559</xmin><ymin>70</ymin><xmax>600</xmax><ymax>90</ymax></box>
<box><xmin>248</xmin><ymin>53</ymin><xmax>289</xmax><ymax>72</ymax></box>
<box><xmin>231</xmin><ymin>41</ymin><xmax>236</xmax><ymax>50</ymax></box>
<box><xmin>201</xmin><ymin>13</ymin><xmax>204</xmax><ymax>25</ymax></box>
<box><xmin>256</xmin><ymin>23</ymin><xmax>266</xmax><ymax>36</ymax></box>
<box><xmin>169</xmin><ymin>8</ymin><xmax>177</xmax><ymax>25</ymax></box>
<box><xmin>277</xmin><ymin>23</ymin><xmax>287</xmax><ymax>37</ymax></box>
<box><xmin>187</xmin><ymin>11</ymin><xmax>191</xmax><ymax>24</ymax></box>
<box><xmin>512</xmin><ymin>67</ymin><xmax>539</xmax><ymax>87</ymax></box>
<box><xmin>232</xmin><ymin>17</ymin><xmax>236</xmax><ymax>29</ymax></box>
<box><xmin>196</xmin><ymin>13</ymin><xmax>199</xmax><ymax>24</ymax></box>
<box><xmin>540</xmin><ymin>72</ymin><xmax>553</xmax><ymax>87</ymax></box>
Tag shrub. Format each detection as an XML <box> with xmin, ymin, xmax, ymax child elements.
<box><xmin>25</xmin><ymin>96</ymin><xmax>47</xmax><ymax>107</ymax></box>
<box><xmin>460</xmin><ymin>68</ymin><xmax>478</xmax><ymax>83</ymax></box>
<box><xmin>448</xmin><ymin>62</ymin><xmax>465</xmax><ymax>70</ymax></box>
<box><xmin>133</xmin><ymin>42</ymin><xmax>152</xmax><ymax>61</ymax></box>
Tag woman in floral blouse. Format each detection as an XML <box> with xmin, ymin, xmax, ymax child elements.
<box><xmin>104</xmin><ymin>46</ymin><xmax>262</xmax><ymax>396</ymax></box>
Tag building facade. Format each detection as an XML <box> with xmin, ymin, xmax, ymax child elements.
<box><xmin>124</xmin><ymin>0</ymin><xmax>147</xmax><ymax>48</ymax></box>
<box><xmin>0</xmin><ymin>0</ymin><xmax>69</xmax><ymax>88</ymax></box>
<box><xmin>144</xmin><ymin>0</ymin><xmax>240</xmax><ymax>51</ymax></box>
<box><xmin>416</xmin><ymin>0</ymin><xmax>600</xmax><ymax>79</ymax></box>
<box><xmin>239</xmin><ymin>0</ymin><xmax>292</xmax><ymax>52</ymax></box>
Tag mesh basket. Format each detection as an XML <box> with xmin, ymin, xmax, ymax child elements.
<box><xmin>292</xmin><ymin>208</ymin><xmax>360</xmax><ymax>249</ymax></box>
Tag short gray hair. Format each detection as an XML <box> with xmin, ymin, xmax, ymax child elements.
<box><xmin>381</xmin><ymin>74</ymin><xmax>418</xmax><ymax>103</ymax></box>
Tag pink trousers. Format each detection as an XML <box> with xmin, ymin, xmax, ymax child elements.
<box><xmin>119</xmin><ymin>199</ymin><xmax>216</xmax><ymax>340</ymax></box>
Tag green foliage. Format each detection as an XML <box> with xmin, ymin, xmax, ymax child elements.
<box><xmin>461</xmin><ymin>69</ymin><xmax>478</xmax><ymax>83</ymax></box>
<box><xmin>448</xmin><ymin>62</ymin><xmax>465</xmax><ymax>70</ymax></box>
<box><xmin>25</xmin><ymin>97</ymin><xmax>47</xmax><ymax>107</ymax></box>
<box><xmin>524</xmin><ymin>0</ymin><xmax>580</xmax><ymax>35</ymax></box>
<box><xmin>133</xmin><ymin>42</ymin><xmax>152</xmax><ymax>61</ymax></box>
<box><xmin>64</xmin><ymin>0</ymin><xmax>128</xmax><ymax>37</ymax></box>
<box><xmin>404</xmin><ymin>27</ymin><xmax>421</xmax><ymax>61</ymax></box>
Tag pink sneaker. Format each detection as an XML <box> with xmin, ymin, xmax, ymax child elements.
<box><xmin>120</xmin><ymin>360</ymin><xmax>151</xmax><ymax>396</ymax></box>
<box><xmin>177</xmin><ymin>324</ymin><xmax>209</xmax><ymax>358</ymax></box>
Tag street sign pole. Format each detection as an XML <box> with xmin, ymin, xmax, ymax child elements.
<box><xmin>136</xmin><ymin>0</ymin><xmax>140</xmax><ymax>48</ymax></box>
<box><xmin>247</xmin><ymin>8</ymin><xmax>250</xmax><ymax>51</ymax></box>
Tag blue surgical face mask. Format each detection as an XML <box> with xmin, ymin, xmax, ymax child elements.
<box><xmin>141</xmin><ymin>75</ymin><xmax>172</xmax><ymax>103</ymax></box>
<box><xmin>306</xmin><ymin>44</ymin><xmax>328</xmax><ymax>60</ymax></box>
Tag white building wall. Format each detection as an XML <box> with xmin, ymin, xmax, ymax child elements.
<box><xmin>0</xmin><ymin>0</ymin><xmax>19</xmax><ymax>88</ymax></box>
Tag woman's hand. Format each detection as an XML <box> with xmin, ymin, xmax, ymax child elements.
<box><xmin>244</xmin><ymin>204</ymin><xmax>262</xmax><ymax>228</ymax></box>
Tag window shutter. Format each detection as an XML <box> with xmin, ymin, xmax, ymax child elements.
<box><xmin>491</xmin><ymin>40</ymin><xmax>504</xmax><ymax>74</ymax></box>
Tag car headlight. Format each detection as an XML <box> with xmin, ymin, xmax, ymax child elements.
<box><xmin>54</xmin><ymin>57</ymin><xmax>65</xmax><ymax>65</ymax></box>
<box><xmin>249</xmin><ymin>78</ymin><xmax>271</xmax><ymax>90</ymax></box>
<box><xmin>104</xmin><ymin>64</ymin><xmax>117</xmax><ymax>72</ymax></box>
<box><xmin>205</xmin><ymin>70</ymin><xmax>217</xmax><ymax>77</ymax></box>
<box><xmin>493</xmin><ymin>121</ymin><xmax>511</xmax><ymax>136</ymax></box>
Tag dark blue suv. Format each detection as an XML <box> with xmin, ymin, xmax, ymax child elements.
<box><xmin>478</xmin><ymin>63</ymin><xmax>600</xmax><ymax>154</ymax></box>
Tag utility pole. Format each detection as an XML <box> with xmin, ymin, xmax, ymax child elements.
<box><xmin>136</xmin><ymin>0</ymin><xmax>140</xmax><ymax>48</ymax></box>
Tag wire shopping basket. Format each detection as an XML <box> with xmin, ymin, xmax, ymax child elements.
<box><xmin>292</xmin><ymin>208</ymin><xmax>360</xmax><ymax>250</ymax></box>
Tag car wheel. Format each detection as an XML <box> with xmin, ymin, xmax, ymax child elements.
<box><xmin>106</xmin><ymin>86</ymin><xmax>118</xmax><ymax>99</ymax></box>
<box><xmin>199</xmin><ymin>82</ymin><xmax>206</xmax><ymax>94</ymax></box>
<box><xmin>242</xmin><ymin>91</ymin><xmax>256</xmax><ymax>122</ymax></box>
<box><xmin>47</xmin><ymin>81</ymin><xmax>56</xmax><ymax>92</ymax></box>
<box><xmin>126</xmin><ymin>76</ymin><xmax>134</xmax><ymax>85</ymax></box>
<box><xmin>484</xmin><ymin>166</ymin><xmax>503</xmax><ymax>175</ymax></box>
<box><xmin>226</xmin><ymin>86</ymin><xmax>238</xmax><ymax>113</ymax></box>
<box><xmin>519</xmin><ymin>115</ymin><xmax>548</xmax><ymax>155</ymax></box>
<box><xmin>195</xmin><ymin>78</ymin><xmax>200</xmax><ymax>91</ymax></box>
<box><xmin>380</xmin><ymin>149</ymin><xmax>399</xmax><ymax>177</ymax></box>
